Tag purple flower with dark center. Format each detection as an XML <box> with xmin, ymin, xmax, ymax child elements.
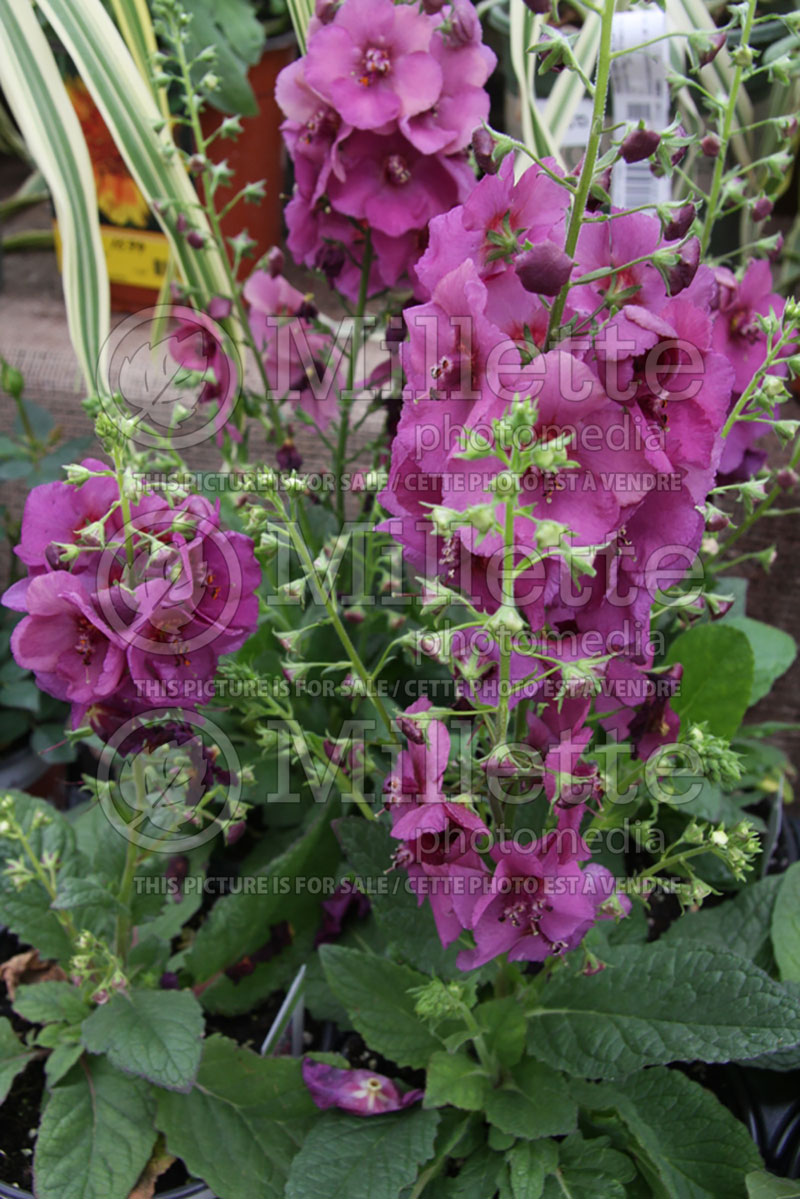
<box><xmin>5</xmin><ymin>572</ymin><xmax>126</xmax><ymax>705</ymax></box>
<box><xmin>303</xmin><ymin>1059</ymin><xmax>423</xmax><ymax>1115</ymax></box>
<box><xmin>304</xmin><ymin>0</ymin><xmax>443</xmax><ymax>130</ymax></box>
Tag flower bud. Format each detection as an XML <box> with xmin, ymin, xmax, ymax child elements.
<box><xmin>187</xmin><ymin>229</ymin><xmax>205</xmax><ymax>249</ymax></box>
<box><xmin>620</xmin><ymin>127</ymin><xmax>661</xmax><ymax>163</ymax></box>
<box><xmin>515</xmin><ymin>241</ymin><xmax>574</xmax><ymax>296</ymax></box>
<box><xmin>664</xmin><ymin>202</ymin><xmax>695</xmax><ymax>241</ymax></box>
<box><xmin>701</xmin><ymin>134</ymin><xmax>721</xmax><ymax>158</ymax></box>
<box><xmin>777</xmin><ymin>467</ymin><xmax>799</xmax><ymax>491</ymax></box>
<box><xmin>667</xmin><ymin>236</ymin><xmax>700</xmax><ymax>295</ymax></box>
<box><xmin>472</xmin><ymin>127</ymin><xmax>497</xmax><ymax>175</ymax></box>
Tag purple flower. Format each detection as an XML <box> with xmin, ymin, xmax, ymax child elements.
<box><xmin>6</xmin><ymin>572</ymin><xmax>125</xmax><ymax>704</ymax></box>
<box><xmin>456</xmin><ymin>832</ymin><xmax>628</xmax><ymax>971</ymax></box>
<box><xmin>303</xmin><ymin>0</ymin><xmax>443</xmax><ymax>131</ymax></box>
<box><xmin>302</xmin><ymin>1059</ymin><xmax>423</xmax><ymax>1115</ymax></box>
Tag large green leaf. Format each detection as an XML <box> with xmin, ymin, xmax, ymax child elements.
<box><xmin>0</xmin><ymin>1017</ymin><xmax>35</xmax><ymax>1104</ymax></box>
<box><xmin>156</xmin><ymin>1035</ymin><xmax>317</xmax><ymax>1199</ymax></box>
<box><xmin>527</xmin><ymin>944</ymin><xmax>800</xmax><ymax>1078</ymax></box>
<box><xmin>0</xmin><ymin>0</ymin><xmax>108</xmax><ymax>392</ymax></box>
<box><xmin>14</xmin><ymin>982</ymin><xmax>90</xmax><ymax>1027</ymax></box>
<box><xmin>0</xmin><ymin>794</ymin><xmax>78</xmax><ymax>961</ymax></box>
<box><xmin>284</xmin><ymin>1108</ymin><xmax>440</xmax><ymax>1199</ymax></box>
<box><xmin>665</xmin><ymin>623</ymin><xmax>755</xmax><ymax>738</ymax></box>
<box><xmin>772</xmin><ymin>863</ymin><xmax>800</xmax><ymax>983</ymax></box>
<box><xmin>662</xmin><ymin>873</ymin><xmax>782</xmax><ymax>972</ymax></box>
<box><xmin>34</xmin><ymin>1057</ymin><xmax>156</xmax><ymax>1199</ymax></box>
<box><xmin>746</xmin><ymin>1173</ymin><xmax>800</xmax><ymax>1198</ymax></box>
<box><xmin>81</xmin><ymin>988</ymin><xmax>204</xmax><ymax>1090</ymax></box>
<box><xmin>320</xmin><ymin>945</ymin><xmax>442</xmax><ymax>1068</ymax></box>
<box><xmin>185</xmin><ymin>805</ymin><xmax>337</xmax><ymax>980</ymax></box>
<box><xmin>576</xmin><ymin>1067</ymin><xmax>763</xmax><ymax>1198</ymax></box>
<box><xmin>724</xmin><ymin>617</ymin><xmax>797</xmax><ymax>706</ymax></box>
<box><xmin>484</xmin><ymin>1059</ymin><xmax>577</xmax><ymax>1141</ymax></box>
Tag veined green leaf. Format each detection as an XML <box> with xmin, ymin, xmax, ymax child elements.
<box><xmin>0</xmin><ymin>0</ymin><xmax>109</xmax><ymax>393</ymax></box>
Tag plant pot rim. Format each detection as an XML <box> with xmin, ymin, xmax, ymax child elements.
<box><xmin>0</xmin><ymin>1181</ymin><xmax>215</xmax><ymax>1199</ymax></box>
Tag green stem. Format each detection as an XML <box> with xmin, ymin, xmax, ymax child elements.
<box><xmin>699</xmin><ymin>0</ymin><xmax>757</xmax><ymax>256</ymax></box>
<box><xmin>335</xmin><ymin>232</ymin><xmax>373</xmax><ymax>524</ymax></box>
<box><xmin>114</xmin><ymin>755</ymin><xmax>146</xmax><ymax>961</ymax></box>
<box><xmin>545</xmin><ymin>0</ymin><xmax>617</xmax><ymax>347</ymax></box>
<box><xmin>495</xmin><ymin>494</ymin><xmax>517</xmax><ymax>749</ymax></box>
<box><xmin>281</xmin><ymin>503</ymin><xmax>398</xmax><ymax>741</ymax></box>
<box><xmin>171</xmin><ymin>20</ymin><xmax>284</xmax><ymax>445</ymax></box>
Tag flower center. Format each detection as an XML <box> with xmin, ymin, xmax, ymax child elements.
<box><xmin>385</xmin><ymin>154</ymin><xmax>412</xmax><ymax>187</ymax></box>
<box><xmin>359</xmin><ymin>46</ymin><xmax>391</xmax><ymax>86</ymax></box>
<box><xmin>75</xmin><ymin>617</ymin><xmax>96</xmax><ymax>666</ymax></box>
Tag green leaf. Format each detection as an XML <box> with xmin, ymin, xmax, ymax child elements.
<box><xmin>724</xmin><ymin>618</ymin><xmax>796</xmax><ymax>705</ymax></box>
<box><xmin>577</xmin><ymin>1067</ymin><xmax>762</xmax><ymax>1198</ymax></box>
<box><xmin>441</xmin><ymin>1146</ymin><xmax>504</xmax><ymax>1198</ymax></box>
<box><xmin>183</xmin><ymin>0</ymin><xmax>263</xmax><ymax>115</ymax></box>
<box><xmin>320</xmin><ymin>945</ymin><xmax>442</xmax><ymax>1069</ymax></box>
<box><xmin>185</xmin><ymin>806</ymin><xmax>337</xmax><ymax>980</ymax></box>
<box><xmin>527</xmin><ymin>944</ymin><xmax>800</xmax><ymax>1078</ymax></box>
<box><xmin>662</xmin><ymin>874</ymin><xmax>782</xmax><ymax>972</ymax></box>
<box><xmin>156</xmin><ymin>1036</ymin><xmax>318</xmax><ymax>1199</ymax></box>
<box><xmin>0</xmin><ymin>1016</ymin><xmax>35</xmax><ymax>1103</ymax></box>
<box><xmin>424</xmin><ymin>1052</ymin><xmax>489</xmax><ymax>1112</ymax></box>
<box><xmin>665</xmin><ymin>624</ymin><xmax>754</xmax><ymax>738</ymax></box>
<box><xmin>772</xmin><ymin>863</ymin><xmax>800</xmax><ymax>983</ymax></box>
<box><xmin>508</xmin><ymin>1140</ymin><xmax>559</xmax><ymax>1199</ymax></box>
<box><xmin>542</xmin><ymin>1133</ymin><xmax>635</xmax><ymax>1199</ymax></box>
<box><xmin>475</xmin><ymin>997</ymin><xmax>526</xmax><ymax>1068</ymax></box>
<box><xmin>336</xmin><ymin>816</ymin><xmax>463</xmax><ymax>977</ymax></box>
<box><xmin>14</xmin><ymin>981</ymin><xmax>90</xmax><ymax>1026</ymax></box>
<box><xmin>45</xmin><ymin>1041</ymin><xmax>84</xmax><ymax>1087</ymax></box>
<box><xmin>484</xmin><ymin>1059</ymin><xmax>577</xmax><ymax>1140</ymax></box>
<box><xmin>81</xmin><ymin>988</ymin><xmax>204</xmax><ymax>1090</ymax></box>
<box><xmin>33</xmin><ymin>1057</ymin><xmax>156</xmax><ymax>1199</ymax></box>
<box><xmin>746</xmin><ymin>1172</ymin><xmax>800</xmax><ymax>1198</ymax></box>
<box><xmin>0</xmin><ymin>794</ymin><xmax>78</xmax><ymax>961</ymax></box>
<box><xmin>285</xmin><ymin>1108</ymin><xmax>440</xmax><ymax>1199</ymax></box>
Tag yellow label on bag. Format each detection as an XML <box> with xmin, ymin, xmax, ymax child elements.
<box><xmin>54</xmin><ymin>223</ymin><xmax>170</xmax><ymax>290</ymax></box>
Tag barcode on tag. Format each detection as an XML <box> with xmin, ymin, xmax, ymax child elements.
<box><xmin>610</xmin><ymin>10</ymin><xmax>672</xmax><ymax>210</ymax></box>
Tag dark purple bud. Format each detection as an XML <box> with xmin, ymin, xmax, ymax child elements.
<box><xmin>267</xmin><ymin>245</ymin><xmax>285</xmax><ymax>277</ymax></box>
<box><xmin>670</xmin><ymin>126</ymin><xmax>689</xmax><ymax>166</ymax></box>
<box><xmin>225</xmin><ymin>820</ymin><xmax>247</xmax><ymax>845</ymax></box>
<box><xmin>315</xmin><ymin>241</ymin><xmax>346</xmax><ymax>284</ymax></box>
<box><xmin>207</xmin><ymin>296</ymin><xmax>232</xmax><ymax>322</ymax></box>
<box><xmin>620</xmin><ymin>128</ymin><xmax>661</xmax><ymax>164</ymax></box>
<box><xmin>448</xmin><ymin>0</ymin><xmax>479</xmax><ymax>47</ymax></box>
<box><xmin>777</xmin><ymin>467</ymin><xmax>799</xmax><ymax>491</ymax></box>
<box><xmin>664</xmin><ymin>202</ymin><xmax>696</xmax><ymax>241</ymax></box>
<box><xmin>586</xmin><ymin>165</ymin><xmax>612</xmax><ymax>212</ymax></box>
<box><xmin>314</xmin><ymin>0</ymin><xmax>338</xmax><ymax>21</ymax></box>
<box><xmin>522</xmin><ymin>0</ymin><xmax>550</xmax><ymax>12</ymax></box>
<box><xmin>769</xmin><ymin>233</ymin><xmax>784</xmax><ymax>262</ymax></box>
<box><xmin>277</xmin><ymin>439</ymin><xmax>303</xmax><ymax>471</ymax></box>
<box><xmin>187</xmin><ymin>229</ymin><xmax>205</xmax><ymax>249</ymax></box>
<box><xmin>668</xmin><ymin>236</ymin><xmax>700</xmax><ymax>295</ymax></box>
<box><xmin>472</xmin><ymin>127</ymin><xmax>497</xmax><ymax>175</ymax></box>
<box><xmin>699</xmin><ymin>32</ymin><xmax>726</xmax><ymax>68</ymax></box>
<box><xmin>752</xmin><ymin>196</ymin><xmax>773</xmax><ymax>222</ymax></box>
<box><xmin>421</xmin><ymin>0</ymin><xmax>448</xmax><ymax>12</ymax></box>
<box><xmin>176</xmin><ymin>213</ymin><xmax>188</xmax><ymax>233</ymax></box>
<box><xmin>396</xmin><ymin>714</ymin><xmax>426</xmax><ymax>744</ymax></box>
<box><xmin>515</xmin><ymin>241</ymin><xmax>574</xmax><ymax>296</ymax></box>
<box><xmin>160</xmin><ymin>972</ymin><xmax>181</xmax><ymax>990</ymax></box>
<box><xmin>706</xmin><ymin>509</ymin><xmax>730</xmax><ymax>532</ymax></box>
<box><xmin>701</xmin><ymin>134</ymin><xmax>721</xmax><ymax>158</ymax></box>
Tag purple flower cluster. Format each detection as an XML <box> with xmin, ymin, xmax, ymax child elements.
<box><xmin>2</xmin><ymin>460</ymin><xmax>260</xmax><ymax>733</ymax></box>
<box><xmin>378</xmin><ymin>163</ymin><xmax>784</xmax><ymax>709</ymax></box>
<box><xmin>383</xmin><ymin>699</ymin><xmax>627</xmax><ymax>970</ymax></box>
<box><xmin>277</xmin><ymin>0</ymin><xmax>495</xmax><ymax>298</ymax></box>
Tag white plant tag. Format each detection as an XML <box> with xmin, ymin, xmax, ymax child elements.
<box><xmin>610</xmin><ymin>9</ymin><xmax>672</xmax><ymax>209</ymax></box>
